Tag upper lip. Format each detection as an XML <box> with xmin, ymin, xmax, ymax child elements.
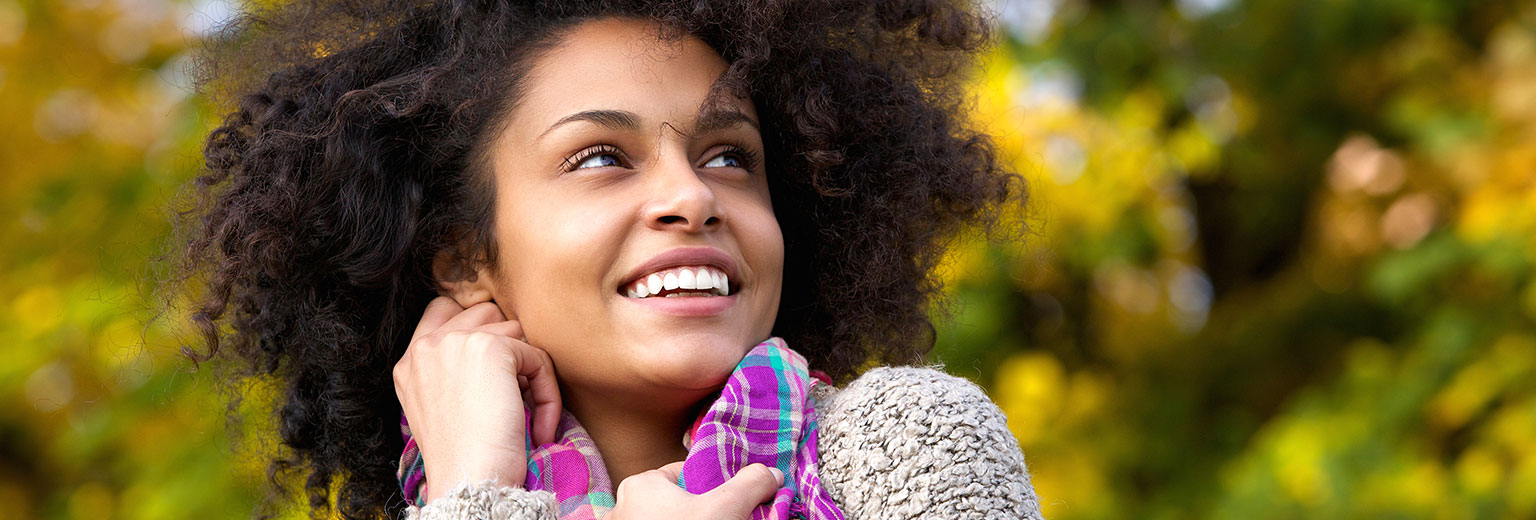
<box><xmin>619</xmin><ymin>247</ymin><xmax>739</xmax><ymax>290</ymax></box>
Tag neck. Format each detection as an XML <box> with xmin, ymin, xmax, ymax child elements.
<box><xmin>561</xmin><ymin>385</ymin><xmax>704</xmax><ymax>485</ymax></box>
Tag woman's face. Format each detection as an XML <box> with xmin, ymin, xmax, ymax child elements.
<box><xmin>475</xmin><ymin>18</ymin><xmax>783</xmax><ymax>400</ymax></box>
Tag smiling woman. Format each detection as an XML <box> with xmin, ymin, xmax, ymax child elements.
<box><xmin>173</xmin><ymin>1</ymin><xmax>1039</xmax><ymax>519</ymax></box>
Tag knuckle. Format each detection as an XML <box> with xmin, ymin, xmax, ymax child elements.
<box><xmin>616</xmin><ymin>470</ymin><xmax>664</xmax><ymax>494</ymax></box>
<box><xmin>740</xmin><ymin>465</ymin><xmax>776</xmax><ymax>487</ymax></box>
<box><xmin>441</xmin><ymin>330</ymin><xmax>470</xmax><ymax>345</ymax></box>
<box><xmin>465</xmin><ymin>331</ymin><xmax>500</xmax><ymax>353</ymax></box>
<box><xmin>407</xmin><ymin>336</ymin><xmax>431</xmax><ymax>351</ymax></box>
<box><xmin>615</xmin><ymin>476</ymin><xmax>642</xmax><ymax>496</ymax></box>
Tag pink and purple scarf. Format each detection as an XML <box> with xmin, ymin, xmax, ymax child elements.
<box><xmin>398</xmin><ymin>338</ymin><xmax>845</xmax><ymax>520</ymax></box>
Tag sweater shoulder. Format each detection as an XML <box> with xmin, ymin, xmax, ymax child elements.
<box><xmin>814</xmin><ymin>366</ymin><xmax>1045</xmax><ymax>519</ymax></box>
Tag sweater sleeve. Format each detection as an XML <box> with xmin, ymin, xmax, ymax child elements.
<box><xmin>813</xmin><ymin>366</ymin><xmax>1044</xmax><ymax>520</ymax></box>
<box><xmin>402</xmin><ymin>479</ymin><xmax>559</xmax><ymax>520</ymax></box>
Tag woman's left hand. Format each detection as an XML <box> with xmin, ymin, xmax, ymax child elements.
<box><xmin>606</xmin><ymin>462</ymin><xmax>783</xmax><ymax>519</ymax></box>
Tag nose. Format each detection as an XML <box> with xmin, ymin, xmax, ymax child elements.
<box><xmin>642</xmin><ymin>156</ymin><xmax>721</xmax><ymax>233</ymax></box>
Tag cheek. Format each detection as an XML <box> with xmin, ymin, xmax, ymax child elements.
<box><xmin>491</xmin><ymin>196</ymin><xmax>623</xmax><ymax>325</ymax></box>
<box><xmin>741</xmin><ymin>197</ymin><xmax>785</xmax><ymax>315</ymax></box>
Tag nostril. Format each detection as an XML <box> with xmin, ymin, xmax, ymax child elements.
<box><xmin>658</xmin><ymin>215</ymin><xmax>685</xmax><ymax>224</ymax></box>
<box><xmin>703</xmin><ymin>216</ymin><xmax>720</xmax><ymax>226</ymax></box>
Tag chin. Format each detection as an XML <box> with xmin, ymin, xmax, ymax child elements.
<box><xmin>631</xmin><ymin>332</ymin><xmax>754</xmax><ymax>391</ymax></box>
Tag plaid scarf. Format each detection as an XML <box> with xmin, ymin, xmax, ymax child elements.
<box><xmin>398</xmin><ymin>338</ymin><xmax>845</xmax><ymax>520</ymax></box>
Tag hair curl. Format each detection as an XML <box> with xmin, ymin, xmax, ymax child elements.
<box><xmin>174</xmin><ymin>0</ymin><xmax>1021</xmax><ymax>517</ymax></box>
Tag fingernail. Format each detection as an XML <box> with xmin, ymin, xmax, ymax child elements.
<box><xmin>769</xmin><ymin>467</ymin><xmax>784</xmax><ymax>484</ymax></box>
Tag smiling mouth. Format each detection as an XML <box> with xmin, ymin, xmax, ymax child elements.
<box><xmin>622</xmin><ymin>265</ymin><xmax>732</xmax><ymax>299</ymax></box>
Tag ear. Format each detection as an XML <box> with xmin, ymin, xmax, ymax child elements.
<box><xmin>432</xmin><ymin>246</ymin><xmax>498</xmax><ymax>308</ymax></box>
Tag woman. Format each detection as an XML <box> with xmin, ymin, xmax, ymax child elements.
<box><xmin>178</xmin><ymin>0</ymin><xmax>1040</xmax><ymax>518</ymax></box>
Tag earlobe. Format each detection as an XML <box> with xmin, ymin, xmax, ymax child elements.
<box><xmin>441</xmin><ymin>278</ymin><xmax>494</xmax><ymax>308</ymax></box>
<box><xmin>431</xmin><ymin>248</ymin><xmax>498</xmax><ymax>308</ymax></box>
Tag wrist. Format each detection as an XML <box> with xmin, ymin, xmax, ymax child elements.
<box><xmin>424</xmin><ymin>458</ymin><xmax>527</xmax><ymax>502</ymax></box>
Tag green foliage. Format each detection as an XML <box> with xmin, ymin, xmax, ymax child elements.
<box><xmin>1</xmin><ymin>0</ymin><xmax>1532</xmax><ymax>518</ymax></box>
<box><xmin>0</xmin><ymin>0</ymin><xmax>267</xmax><ymax>516</ymax></box>
<box><xmin>954</xmin><ymin>0</ymin><xmax>1536</xmax><ymax>518</ymax></box>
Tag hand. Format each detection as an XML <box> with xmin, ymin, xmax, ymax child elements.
<box><xmin>393</xmin><ymin>296</ymin><xmax>562</xmax><ymax>503</ymax></box>
<box><xmin>607</xmin><ymin>462</ymin><xmax>784</xmax><ymax>519</ymax></box>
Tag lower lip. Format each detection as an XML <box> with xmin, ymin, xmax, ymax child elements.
<box><xmin>623</xmin><ymin>293</ymin><xmax>737</xmax><ymax>316</ymax></box>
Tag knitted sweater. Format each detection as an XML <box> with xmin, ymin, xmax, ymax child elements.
<box><xmin>404</xmin><ymin>366</ymin><xmax>1044</xmax><ymax>519</ymax></box>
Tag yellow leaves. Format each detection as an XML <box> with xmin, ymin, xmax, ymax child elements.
<box><xmin>1456</xmin><ymin>151</ymin><xmax>1536</xmax><ymax>245</ymax></box>
<box><xmin>1272</xmin><ymin>421</ymin><xmax>1331</xmax><ymax>505</ymax></box>
<box><xmin>1167</xmin><ymin>121</ymin><xmax>1220</xmax><ymax>176</ymax></box>
<box><xmin>992</xmin><ymin>350</ymin><xmax>1118</xmax><ymax>520</ymax></box>
<box><xmin>1455</xmin><ymin>446</ymin><xmax>1504</xmax><ymax>497</ymax></box>
<box><xmin>1428</xmin><ymin>335</ymin><xmax>1536</xmax><ymax>431</ymax></box>
<box><xmin>995</xmin><ymin>352</ymin><xmax>1064</xmax><ymax>446</ymax></box>
<box><xmin>11</xmin><ymin>285</ymin><xmax>63</xmax><ymax>338</ymax></box>
<box><xmin>1456</xmin><ymin>187</ymin><xmax>1518</xmax><ymax>244</ymax></box>
<box><xmin>973</xmin><ymin>55</ymin><xmax>1193</xmax><ymax>252</ymax></box>
<box><xmin>1030</xmin><ymin>449</ymin><xmax>1112</xmax><ymax>520</ymax></box>
<box><xmin>1402</xmin><ymin>461</ymin><xmax>1451</xmax><ymax>512</ymax></box>
<box><xmin>934</xmin><ymin>234</ymin><xmax>993</xmax><ymax>288</ymax></box>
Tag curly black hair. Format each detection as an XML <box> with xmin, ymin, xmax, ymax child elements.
<box><xmin>172</xmin><ymin>0</ymin><xmax>1021</xmax><ymax>517</ymax></box>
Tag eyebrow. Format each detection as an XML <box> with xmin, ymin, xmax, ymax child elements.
<box><xmin>539</xmin><ymin>109</ymin><xmax>641</xmax><ymax>140</ymax></box>
<box><xmin>537</xmin><ymin>108</ymin><xmax>760</xmax><ymax>141</ymax></box>
<box><xmin>693</xmin><ymin>109</ymin><xmax>761</xmax><ymax>135</ymax></box>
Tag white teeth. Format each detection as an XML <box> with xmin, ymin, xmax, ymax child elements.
<box><xmin>625</xmin><ymin>266</ymin><xmax>733</xmax><ymax>298</ymax></box>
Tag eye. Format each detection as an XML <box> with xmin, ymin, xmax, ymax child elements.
<box><xmin>564</xmin><ymin>145</ymin><xmax>627</xmax><ymax>172</ymax></box>
<box><xmin>577</xmin><ymin>153</ymin><xmax>622</xmax><ymax>169</ymax></box>
<box><xmin>701</xmin><ymin>144</ymin><xmax>760</xmax><ymax>171</ymax></box>
<box><xmin>703</xmin><ymin>153</ymin><xmax>742</xmax><ymax>169</ymax></box>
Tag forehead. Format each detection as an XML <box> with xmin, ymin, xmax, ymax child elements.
<box><xmin>508</xmin><ymin>18</ymin><xmax>750</xmax><ymax>135</ymax></box>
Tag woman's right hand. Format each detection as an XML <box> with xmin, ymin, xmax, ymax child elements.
<box><xmin>607</xmin><ymin>462</ymin><xmax>784</xmax><ymax>519</ymax></box>
<box><xmin>393</xmin><ymin>296</ymin><xmax>562</xmax><ymax>503</ymax></box>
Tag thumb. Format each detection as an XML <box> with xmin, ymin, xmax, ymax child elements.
<box><xmin>703</xmin><ymin>463</ymin><xmax>783</xmax><ymax>518</ymax></box>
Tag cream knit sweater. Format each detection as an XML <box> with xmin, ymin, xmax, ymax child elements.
<box><xmin>405</xmin><ymin>366</ymin><xmax>1044</xmax><ymax>519</ymax></box>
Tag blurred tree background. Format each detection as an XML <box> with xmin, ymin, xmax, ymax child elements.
<box><xmin>0</xmin><ymin>0</ymin><xmax>1532</xmax><ymax>518</ymax></box>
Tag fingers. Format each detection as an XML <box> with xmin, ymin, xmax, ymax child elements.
<box><xmin>439</xmin><ymin>301</ymin><xmax>507</xmax><ymax>331</ymax></box>
<box><xmin>414</xmin><ymin>299</ymin><xmax>506</xmax><ymax>344</ymax></box>
<box><xmin>411</xmin><ymin>296</ymin><xmax>464</xmax><ymax>342</ymax></box>
<box><xmin>654</xmin><ymin>461</ymin><xmax>686</xmax><ymax>482</ymax></box>
<box><xmin>509</xmin><ymin>343</ymin><xmax>562</xmax><ymax>446</ymax></box>
<box><xmin>477</xmin><ymin>319</ymin><xmax>525</xmax><ymax>341</ymax></box>
<box><xmin>705</xmin><ymin>463</ymin><xmax>783</xmax><ymax>517</ymax></box>
<box><xmin>616</xmin><ymin>465</ymin><xmax>683</xmax><ymax>503</ymax></box>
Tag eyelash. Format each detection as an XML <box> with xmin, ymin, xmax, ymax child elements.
<box><xmin>714</xmin><ymin>141</ymin><xmax>762</xmax><ymax>172</ymax></box>
<box><xmin>561</xmin><ymin>144</ymin><xmax>627</xmax><ymax>172</ymax></box>
<box><xmin>560</xmin><ymin>143</ymin><xmax>762</xmax><ymax>173</ymax></box>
